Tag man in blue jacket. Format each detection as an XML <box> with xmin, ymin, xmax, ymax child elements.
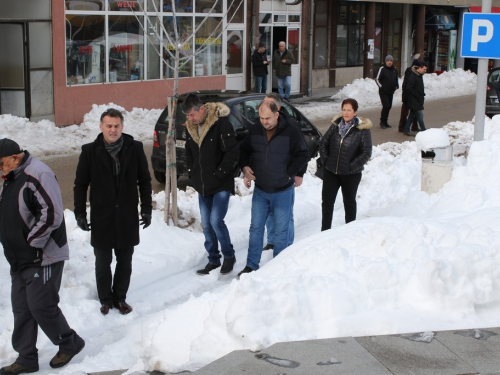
<box><xmin>0</xmin><ymin>139</ymin><xmax>84</xmax><ymax>375</ymax></box>
<box><xmin>238</xmin><ymin>101</ymin><xmax>309</xmax><ymax>277</ymax></box>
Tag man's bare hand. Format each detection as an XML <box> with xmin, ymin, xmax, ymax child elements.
<box><xmin>243</xmin><ymin>166</ymin><xmax>255</xmax><ymax>189</ymax></box>
<box><xmin>294</xmin><ymin>176</ymin><xmax>303</xmax><ymax>187</ymax></box>
<box><xmin>282</xmin><ymin>59</ymin><xmax>286</xmax><ymax>64</ymax></box>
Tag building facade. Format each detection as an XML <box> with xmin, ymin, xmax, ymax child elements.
<box><xmin>0</xmin><ymin>0</ymin><xmax>493</xmax><ymax>126</ymax></box>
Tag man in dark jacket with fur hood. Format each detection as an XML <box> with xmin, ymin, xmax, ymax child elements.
<box><xmin>74</xmin><ymin>108</ymin><xmax>152</xmax><ymax>316</ymax></box>
<box><xmin>376</xmin><ymin>55</ymin><xmax>399</xmax><ymax>129</ymax></box>
<box><xmin>183</xmin><ymin>94</ymin><xmax>240</xmax><ymax>276</ymax></box>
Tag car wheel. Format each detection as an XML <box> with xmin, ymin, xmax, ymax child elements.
<box><xmin>154</xmin><ymin>170</ymin><xmax>166</xmax><ymax>183</ymax></box>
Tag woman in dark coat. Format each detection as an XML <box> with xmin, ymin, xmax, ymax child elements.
<box><xmin>319</xmin><ymin>98</ymin><xmax>372</xmax><ymax>231</ymax></box>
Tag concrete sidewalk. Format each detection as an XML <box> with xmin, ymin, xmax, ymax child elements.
<box><xmin>91</xmin><ymin>327</ymin><xmax>500</xmax><ymax>375</ymax></box>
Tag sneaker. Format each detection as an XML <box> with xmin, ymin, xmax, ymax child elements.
<box><xmin>113</xmin><ymin>301</ymin><xmax>133</xmax><ymax>315</ymax></box>
<box><xmin>404</xmin><ymin>131</ymin><xmax>416</xmax><ymax>137</ymax></box>
<box><xmin>220</xmin><ymin>257</ymin><xmax>236</xmax><ymax>275</ymax></box>
<box><xmin>263</xmin><ymin>244</ymin><xmax>274</xmax><ymax>251</ymax></box>
<box><xmin>237</xmin><ymin>266</ymin><xmax>255</xmax><ymax>278</ymax></box>
<box><xmin>0</xmin><ymin>363</ymin><xmax>38</xmax><ymax>375</ymax></box>
<box><xmin>196</xmin><ymin>263</ymin><xmax>220</xmax><ymax>276</ymax></box>
<box><xmin>49</xmin><ymin>338</ymin><xmax>85</xmax><ymax>369</ymax></box>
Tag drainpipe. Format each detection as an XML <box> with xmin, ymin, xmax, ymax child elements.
<box><xmin>307</xmin><ymin>0</ymin><xmax>314</xmax><ymax>96</ymax></box>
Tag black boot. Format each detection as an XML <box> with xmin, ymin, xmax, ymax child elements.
<box><xmin>220</xmin><ymin>257</ymin><xmax>236</xmax><ymax>275</ymax></box>
<box><xmin>196</xmin><ymin>263</ymin><xmax>221</xmax><ymax>275</ymax></box>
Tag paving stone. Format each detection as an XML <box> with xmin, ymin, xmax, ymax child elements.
<box><xmin>223</xmin><ymin>337</ymin><xmax>392</xmax><ymax>374</ymax></box>
<box><xmin>435</xmin><ymin>327</ymin><xmax>500</xmax><ymax>374</ymax></box>
<box><xmin>356</xmin><ymin>332</ymin><xmax>478</xmax><ymax>375</ymax></box>
<box><xmin>193</xmin><ymin>349</ymin><xmax>255</xmax><ymax>375</ymax></box>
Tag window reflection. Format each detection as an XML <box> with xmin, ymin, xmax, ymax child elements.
<box><xmin>108</xmin><ymin>0</ymin><xmax>145</xmax><ymax>12</ymax></box>
<box><xmin>163</xmin><ymin>16</ymin><xmax>193</xmax><ymax>78</ymax></box>
<box><xmin>163</xmin><ymin>0</ymin><xmax>193</xmax><ymax>12</ymax></box>
<box><xmin>65</xmin><ymin>15</ymin><xmax>105</xmax><ymax>85</ymax></box>
<box><xmin>195</xmin><ymin>17</ymin><xmax>222</xmax><ymax>76</ymax></box>
<box><xmin>108</xmin><ymin>16</ymin><xmax>144</xmax><ymax>81</ymax></box>
<box><xmin>65</xmin><ymin>0</ymin><xmax>104</xmax><ymax>11</ymax></box>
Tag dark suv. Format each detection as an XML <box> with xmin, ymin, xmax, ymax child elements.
<box><xmin>151</xmin><ymin>90</ymin><xmax>322</xmax><ymax>183</ymax></box>
<box><xmin>486</xmin><ymin>67</ymin><xmax>500</xmax><ymax>118</ymax></box>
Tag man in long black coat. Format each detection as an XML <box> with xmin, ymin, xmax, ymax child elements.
<box><xmin>74</xmin><ymin>108</ymin><xmax>152</xmax><ymax>315</ymax></box>
<box><xmin>376</xmin><ymin>55</ymin><xmax>399</xmax><ymax>129</ymax></box>
<box><xmin>404</xmin><ymin>62</ymin><xmax>428</xmax><ymax>136</ymax></box>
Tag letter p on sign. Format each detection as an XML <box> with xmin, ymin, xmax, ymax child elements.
<box><xmin>471</xmin><ymin>19</ymin><xmax>494</xmax><ymax>51</ymax></box>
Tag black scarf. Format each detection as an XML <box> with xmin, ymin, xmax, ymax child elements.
<box><xmin>104</xmin><ymin>136</ymin><xmax>123</xmax><ymax>176</ymax></box>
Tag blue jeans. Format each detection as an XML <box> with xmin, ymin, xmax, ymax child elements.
<box><xmin>199</xmin><ymin>190</ymin><xmax>235</xmax><ymax>265</ymax></box>
<box><xmin>404</xmin><ymin>109</ymin><xmax>426</xmax><ymax>133</ymax></box>
<box><xmin>266</xmin><ymin>187</ymin><xmax>295</xmax><ymax>246</ymax></box>
<box><xmin>277</xmin><ymin>76</ymin><xmax>292</xmax><ymax>99</ymax></box>
<box><xmin>255</xmin><ymin>75</ymin><xmax>267</xmax><ymax>93</ymax></box>
<box><xmin>247</xmin><ymin>185</ymin><xmax>294</xmax><ymax>270</ymax></box>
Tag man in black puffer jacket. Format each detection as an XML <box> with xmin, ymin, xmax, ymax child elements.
<box><xmin>238</xmin><ymin>101</ymin><xmax>309</xmax><ymax>277</ymax></box>
<box><xmin>376</xmin><ymin>55</ymin><xmax>399</xmax><ymax>129</ymax></box>
<box><xmin>184</xmin><ymin>94</ymin><xmax>240</xmax><ymax>276</ymax></box>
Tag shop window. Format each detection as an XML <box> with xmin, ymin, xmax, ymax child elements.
<box><xmin>227</xmin><ymin>0</ymin><xmax>244</xmax><ymax>23</ymax></box>
<box><xmin>336</xmin><ymin>2</ymin><xmax>365</xmax><ymax>67</ymax></box>
<box><xmin>65</xmin><ymin>15</ymin><xmax>105</xmax><ymax>85</ymax></box>
<box><xmin>162</xmin><ymin>0</ymin><xmax>193</xmax><ymax>13</ymax></box>
<box><xmin>288</xmin><ymin>28</ymin><xmax>299</xmax><ymax>63</ymax></box>
<box><xmin>227</xmin><ymin>30</ymin><xmax>243</xmax><ymax>74</ymax></box>
<box><xmin>147</xmin><ymin>16</ymin><xmax>160</xmax><ymax>79</ymax></box>
<box><xmin>65</xmin><ymin>0</ymin><xmax>104</xmax><ymax>11</ymax></box>
<box><xmin>163</xmin><ymin>16</ymin><xmax>193</xmax><ymax>78</ymax></box>
<box><xmin>289</xmin><ymin>15</ymin><xmax>300</xmax><ymax>23</ymax></box>
<box><xmin>108</xmin><ymin>16</ymin><xmax>144</xmax><ymax>81</ymax></box>
<box><xmin>195</xmin><ymin>0</ymin><xmax>222</xmax><ymax>13</ymax></box>
<box><xmin>194</xmin><ymin>17</ymin><xmax>222</xmax><ymax>76</ymax></box>
<box><xmin>314</xmin><ymin>0</ymin><xmax>328</xmax><ymax>68</ymax></box>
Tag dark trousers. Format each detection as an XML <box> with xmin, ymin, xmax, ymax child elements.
<box><xmin>11</xmin><ymin>261</ymin><xmax>83</xmax><ymax>368</ymax></box>
<box><xmin>321</xmin><ymin>169</ymin><xmax>362</xmax><ymax>231</ymax></box>
<box><xmin>379</xmin><ymin>92</ymin><xmax>394</xmax><ymax>124</ymax></box>
<box><xmin>398</xmin><ymin>100</ymin><xmax>419</xmax><ymax>132</ymax></box>
<box><xmin>94</xmin><ymin>247</ymin><xmax>134</xmax><ymax>305</ymax></box>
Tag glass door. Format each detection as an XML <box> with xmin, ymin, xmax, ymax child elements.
<box><xmin>225</xmin><ymin>28</ymin><xmax>245</xmax><ymax>90</ymax></box>
<box><xmin>0</xmin><ymin>23</ymin><xmax>28</xmax><ymax>117</ymax></box>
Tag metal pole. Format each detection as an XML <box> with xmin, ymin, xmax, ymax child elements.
<box><xmin>307</xmin><ymin>0</ymin><xmax>314</xmax><ymax>97</ymax></box>
<box><xmin>474</xmin><ymin>0</ymin><xmax>492</xmax><ymax>142</ymax></box>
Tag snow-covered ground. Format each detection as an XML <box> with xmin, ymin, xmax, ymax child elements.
<box><xmin>2</xmin><ymin>69</ymin><xmax>500</xmax><ymax>374</ymax></box>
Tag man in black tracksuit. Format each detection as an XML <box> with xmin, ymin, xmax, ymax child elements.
<box><xmin>0</xmin><ymin>139</ymin><xmax>84</xmax><ymax>375</ymax></box>
<box><xmin>238</xmin><ymin>101</ymin><xmax>309</xmax><ymax>277</ymax></box>
<box><xmin>376</xmin><ymin>55</ymin><xmax>399</xmax><ymax>129</ymax></box>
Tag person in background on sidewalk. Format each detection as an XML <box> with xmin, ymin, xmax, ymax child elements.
<box><xmin>496</xmin><ymin>73</ymin><xmax>500</xmax><ymax>106</ymax></box>
<box><xmin>273</xmin><ymin>41</ymin><xmax>295</xmax><ymax>100</ymax></box>
<box><xmin>0</xmin><ymin>139</ymin><xmax>85</xmax><ymax>375</ymax></box>
<box><xmin>404</xmin><ymin>62</ymin><xmax>428</xmax><ymax>136</ymax></box>
<box><xmin>261</xmin><ymin>93</ymin><xmax>306</xmax><ymax>251</ymax></box>
<box><xmin>74</xmin><ymin>108</ymin><xmax>152</xmax><ymax>316</ymax></box>
<box><xmin>376</xmin><ymin>55</ymin><xmax>399</xmax><ymax>129</ymax></box>
<box><xmin>398</xmin><ymin>58</ymin><xmax>421</xmax><ymax>133</ymax></box>
<box><xmin>252</xmin><ymin>43</ymin><xmax>269</xmax><ymax>93</ymax></box>
<box><xmin>183</xmin><ymin>94</ymin><xmax>240</xmax><ymax>276</ymax></box>
<box><xmin>238</xmin><ymin>101</ymin><xmax>309</xmax><ymax>277</ymax></box>
<box><xmin>319</xmin><ymin>99</ymin><xmax>372</xmax><ymax>230</ymax></box>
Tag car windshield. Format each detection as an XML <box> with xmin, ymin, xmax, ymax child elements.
<box><xmin>488</xmin><ymin>70</ymin><xmax>500</xmax><ymax>86</ymax></box>
<box><xmin>160</xmin><ymin>104</ymin><xmax>187</xmax><ymax>126</ymax></box>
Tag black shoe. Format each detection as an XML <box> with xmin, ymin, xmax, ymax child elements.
<box><xmin>196</xmin><ymin>263</ymin><xmax>220</xmax><ymax>275</ymax></box>
<box><xmin>263</xmin><ymin>244</ymin><xmax>274</xmax><ymax>251</ymax></box>
<box><xmin>385</xmin><ymin>123</ymin><xmax>392</xmax><ymax>128</ymax></box>
<box><xmin>100</xmin><ymin>303</ymin><xmax>112</xmax><ymax>315</ymax></box>
<box><xmin>237</xmin><ymin>266</ymin><xmax>255</xmax><ymax>278</ymax></box>
<box><xmin>379</xmin><ymin>122</ymin><xmax>387</xmax><ymax>129</ymax></box>
<box><xmin>49</xmin><ymin>338</ymin><xmax>85</xmax><ymax>369</ymax></box>
<box><xmin>220</xmin><ymin>257</ymin><xmax>236</xmax><ymax>275</ymax></box>
<box><xmin>113</xmin><ymin>301</ymin><xmax>133</xmax><ymax>315</ymax></box>
<box><xmin>404</xmin><ymin>131</ymin><xmax>416</xmax><ymax>137</ymax></box>
<box><xmin>0</xmin><ymin>364</ymin><xmax>38</xmax><ymax>375</ymax></box>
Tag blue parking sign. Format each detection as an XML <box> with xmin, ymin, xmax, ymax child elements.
<box><xmin>461</xmin><ymin>13</ymin><xmax>500</xmax><ymax>59</ymax></box>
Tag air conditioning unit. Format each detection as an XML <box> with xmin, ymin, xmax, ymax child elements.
<box><xmin>284</xmin><ymin>0</ymin><xmax>302</xmax><ymax>5</ymax></box>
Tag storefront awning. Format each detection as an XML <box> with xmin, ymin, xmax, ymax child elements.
<box><xmin>425</xmin><ymin>9</ymin><xmax>456</xmax><ymax>30</ymax></box>
<box><xmin>469</xmin><ymin>6</ymin><xmax>500</xmax><ymax>13</ymax></box>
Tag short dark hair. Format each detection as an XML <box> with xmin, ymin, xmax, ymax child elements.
<box><xmin>258</xmin><ymin>100</ymin><xmax>279</xmax><ymax>114</ymax></box>
<box><xmin>258</xmin><ymin>43</ymin><xmax>266</xmax><ymax>49</ymax></box>
<box><xmin>419</xmin><ymin>62</ymin><xmax>428</xmax><ymax>68</ymax></box>
<box><xmin>341</xmin><ymin>98</ymin><xmax>359</xmax><ymax>112</ymax></box>
<box><xmin>183</xmin><ymin>93</ymin><xmax>204</xmax><ymax>113</ymax></box>
<box><xmin>100</xmin><ymin>108</ymin><xmax>124</xmax><ymax>123</ymax></box>
<box><xmin>265</xmin><ymin>93</ymin><xmax>282</xmax><ymax>106</ymax></box>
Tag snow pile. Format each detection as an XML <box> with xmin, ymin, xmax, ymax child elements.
<box><xmin>416</xmin><ymin>128</ymin><xmax>451</xmax><ymax>151</ymax></box>
<box><xmin>295</xmin><ymin>68</ymin><xmax>477</xmax><ymax>122</ymax></box>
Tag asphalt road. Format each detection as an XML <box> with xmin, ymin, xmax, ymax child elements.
<box><xmin>43</xmin><ymin>94</ymin><xmax>475</xmax><ymax>210</ymax></box>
